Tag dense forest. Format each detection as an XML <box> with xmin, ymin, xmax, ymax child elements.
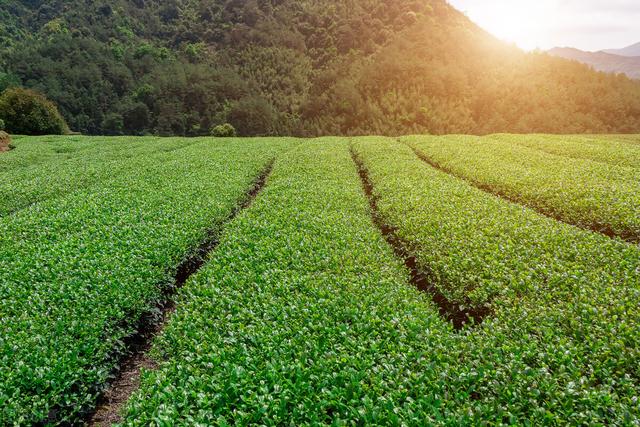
<box><xmin>1</xmin><ymin>0</ymin><xmax>640</xmax><ymax>136</ymax></box>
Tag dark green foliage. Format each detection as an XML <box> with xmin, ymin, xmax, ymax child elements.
<box><xmin>227</xmin><ymin>96</ymin><xmax>277</xmax><ymax>136</ymax></box>
<box><xmin>101</xmin><ymin>113</ymin><xmax>124</xmax><ymax>136</ymax></box>
<box><xmin>0</xmin><ymin>72</ymin><xmax>19</xmax><ymax>93</ymax></box>
<box><xmin>0</xmin><ymin>87</ymin><xmax>68</xmax><ymax>135</ymax></box>
<box><xmin>210</xmin><ymin>122</ymin><xmax>236</xmax><ymax>137</ymax></box>
<box><xmin>1</xmin><ymin>0</ymin><xmax>639</xmax><ymax>135</ymax></box>
<box><xmin>0</xmin><ymin>118</ymin><xmax>4</xmax><ymax>130</ymax></box>
<box><xmin>122</xmin><ymin>102</ymin><xmax>150</xmax><ymax>134</ymax></box>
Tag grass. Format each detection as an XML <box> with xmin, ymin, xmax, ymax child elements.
<box><xmin>0</xmin><ymin>134</ymin><xmax>639</xmax><ymax>425</ymax></box>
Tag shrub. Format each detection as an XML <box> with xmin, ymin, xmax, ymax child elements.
<box><xmin>0</xmin><ymin>118</ymin><xmax>5</xmax><ymax>130</ymax></box>
<box><xmin>0</xmin><ymin>88</ymin><xmax>69</xmax><ymax>135</ymax></box>
<box><xmin>210</xmin><ymin>123</ymin><xmax>237</xmax><ymax>137</ymax></box>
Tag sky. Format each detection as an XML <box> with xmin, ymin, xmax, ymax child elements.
<box><xmin>447</xmin><ymin>0</ymin><xmax>640</xmax><ymax>52</ymax></box>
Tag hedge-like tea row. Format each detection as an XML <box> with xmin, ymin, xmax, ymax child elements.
<box><xmin>3</xmin><ymin>136</ymin><xmax>639</xmax><ymax>424</ymax></box>
<box><xmin>0</xmin><ymin>136</ymin><xmax>159</xmax><ymax>171</ymax></box>
<box><xmin>352</xmin><ymin>138</ymin><xmax>639</xmax><ymax>308</ymax></box>
<box><xmin>403</xmin><ymin>135</ymin><xmax>640</xmax><ymax>243</ymax></box>
<box><xmin>597</xmin><ymin>134</ymin><xmax>640</xmax><ymax>145</ymax></box>
<box><xmin>490</xmin><ymin>134</ymin><xmax>640</xmax><ymax>168</ymax></box>
<box><xmin>353</xmin><ymin>137</ymin><xmax>640</xmax><ymax>423</ymax></box>
<box><xmin>0</xmin><ymin>135</ymin><xmax>111</xmax><ymax>171</ymax></box>
<box><xmin>0</xmin><ymin>138</ymin><xmax>293</xmax><ymax>424</ymax></box>
<box><xmin>0</xmin><ymin>136</ymin><xmax>200</xmax><ymax>216</ymax></box>
<box><xmin>120</xmin><ymin>140</ymin><xmax>463</xmax><ymax>425</ymax></box>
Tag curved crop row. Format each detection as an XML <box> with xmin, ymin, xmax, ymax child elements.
<box><xmin>120</xmin><ymin>138</ymin><xmax>640</xmax><ymax>425</ymax></box>
<box><xmin>0</xmin><ymin>136</ymin><xmax>181</xmax><ymax>173</ymax></box>
<box><xmin>607</xmin><ymin>134</ymin><xmax>640</xmax><ymax>145</ymax></box>
<box><xmin>3</xmin><ymin>135</ymin><xmax>639</xmax><ymax>424</ymax></box>
<box><xmin>0</xmin><ymin>136</ymin><xmax>201</xmax><ymax>216</ymax></box>
<box><xmin>403</xmin><ymin>135</ymin><xmax>640</xmax><ymax>243</ymax></box>
<box><xmin>0</xmin><ymin>138</ymin><xmax>293</xmax><ymax>425</ymax></box>
<box><xmin>490</xmin><ymin>134</ymin><xmax>640</xmax><ymax>168</ymax></box>
<box><xmin>353</xmin><ymin>137</ymin><xmax>640</xmax><ymax>423</ymax></box>
<box><xmin>120</xmin><ymin>140</ymin><xmax>462</xmax><ymax>425</ymax></box>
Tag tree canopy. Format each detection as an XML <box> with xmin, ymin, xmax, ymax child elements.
<box><xmin>0</xmin><ymin>87</ymin><xmax>69</xmax><ymax>135</ymax></box>
<box><xmin>1</xmin><ymin>0</ymin><xmax>639</xmax><ymax>136</ymax></box>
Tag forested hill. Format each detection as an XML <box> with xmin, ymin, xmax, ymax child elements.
<box><xmin>1</xmin><ymin>0</ymin><xmax>640</xmax><ymax>136</ymax></box>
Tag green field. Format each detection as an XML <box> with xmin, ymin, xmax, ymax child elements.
<box><xmin>1</xmin><ymin>135</ymin><xmax>639</xmax><ymax>425</ymax></box>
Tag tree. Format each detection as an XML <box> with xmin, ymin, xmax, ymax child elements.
<box><xmin>122</xmin><ymin>102</ymin><xmax>150</xmax><ymax>134</ymax></box>
<box><xmin>101</xmin><ymin>113</ymin><xmax>124</xmax><ymax>135</ymax></box>
<box><xmin>0</xmin><ymin>88</ymin><xmax>69</xmax><ymax>135</ymax></box>
<box><xmin>227</xmin><ymin>97</ymin><xmax>277</xmax><ymax>136</ymax></box>
<box><xmin>2</xmin><ymin>0</ymin><xmax>640</xmax><ymax>136</ymax></box>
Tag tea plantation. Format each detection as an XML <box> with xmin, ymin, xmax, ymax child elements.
<box><xmin>1</xmin><ymin>135</ymin><xmax>638</xmax><ymax>425</ymax></box>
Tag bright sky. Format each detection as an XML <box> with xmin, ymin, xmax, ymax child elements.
<box><xmin>447</xmin><ymin>0</ymin><xmax>640</xmax><ymax>51</ymax></box>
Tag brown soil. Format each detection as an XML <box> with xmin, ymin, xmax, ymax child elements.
<box><xmin>0</xmin><ymin>131</ymin><xmax>11</xmax><ymax>152</ymax></box>
<box><xmin>87</xmin><ymin>313</ymin><xmax>167</xmax><ymax>426</ymax></box>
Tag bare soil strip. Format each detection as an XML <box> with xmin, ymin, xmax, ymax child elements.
<box><xmin>405</xmin><ymin>141</ymin><xmax>638</xmax><ymax>244</ymax></box>
<box><xmin>0</xmin><ymin>131</ymin><xmax>12</xmax><ymax>153</ymax></box>
<box><xmin>84</xmin><ymin>160</ymin><xmax>275</xmax><ymax>426</ymax></box>
<box><xmin>349</xmin><ymin>146</ymin><xmax>490</xmax><ymax>330</ymax></box>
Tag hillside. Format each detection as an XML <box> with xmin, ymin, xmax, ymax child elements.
<box><xmin>1</xmin><ymin>0</ymin><xmax>640</xmax><ymax>136</ymax></box>
<box><xmin>549</xmin><ymin>47</ymin><xmax>640</xmax><ymax>80</ymax></box>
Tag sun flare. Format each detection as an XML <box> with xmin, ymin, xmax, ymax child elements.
<box><xmin>452</xmin><ymin>0</ymin><xmax>559</xmax><ymax>50</ymax></box>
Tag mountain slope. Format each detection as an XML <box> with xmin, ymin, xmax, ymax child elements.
<box><xmin>604</xmin><ymin>42</ymin><xmax>640</xmax><ymax>57</ymax></box>
<box><xmin>549</xmin><ymin>47</ymin><xmax>640</xmax><ymax>79</ymax></box>
<box><xmin>1</xmin><ymin>0</ymin><xmax>640</xmax><ymax>136</ymax></box>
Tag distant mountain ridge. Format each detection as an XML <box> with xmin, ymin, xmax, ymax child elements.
<box><xmin>603</xmin><ymin>42</ymin><xmax>640</xmax><ymax>57</ymax></box>
<box><xmin>548</xmin><ymin>43</ymin><xmax>640</xmax><ymax>80</ymax></box>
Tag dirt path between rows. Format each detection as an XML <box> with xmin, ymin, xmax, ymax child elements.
<box><xmin>404</xmin><ymin>140</ymin><xmax>639</xmax><ymax>245</ymax></box>
<box><xmin>85</xmin><ymin>160</ymin><xmax>275</xmax><ymax>426</ymax></box>
<box><xmin>350</xmin><ymin>145</ymin><xmax>491</xmax><ymax>330</ymax></box>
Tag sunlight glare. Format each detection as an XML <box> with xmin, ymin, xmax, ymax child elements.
<box><xmin>454</xmin><ymin>0</ymin><xmax>559</xmax><ymax>51</ymax></box>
